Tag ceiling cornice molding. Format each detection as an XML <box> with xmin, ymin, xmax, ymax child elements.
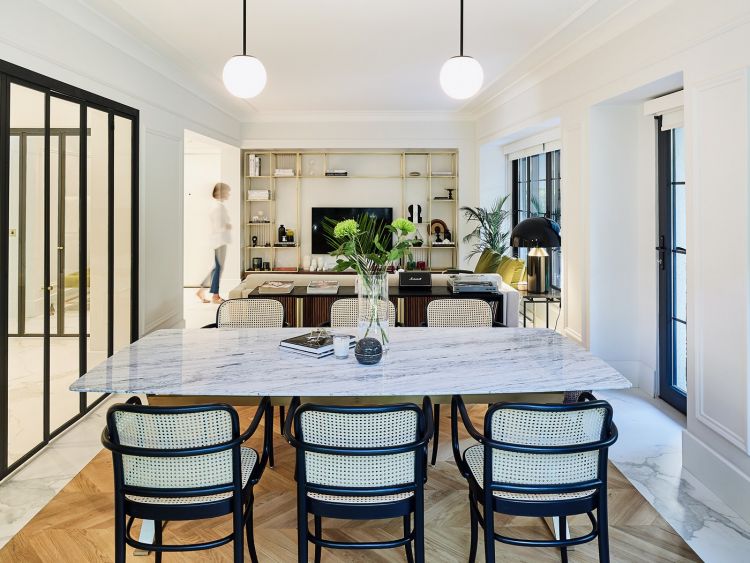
<box><xmin>38</xmin><ymin>0</ymin><xmax>248</xmax><ymax>121</ymax></box>
<box><xmin>465</xmin><ymin>0</ymin><xmax>672</xmax><ymax>119</ymax></box>
<box><xmin>245</xmin><ymin>110</ymin><xmax>472</xmax><ymax>124</ymax></box>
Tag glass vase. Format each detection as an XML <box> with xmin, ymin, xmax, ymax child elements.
<box><xmin>357</xmin><ymin>272</ymin><xmax>390</xmax><ymax>347</ymax></box>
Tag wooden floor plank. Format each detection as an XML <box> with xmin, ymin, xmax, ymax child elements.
<box><xmin>0</xmin><ymin>405</ymin><xmax>701</xmax><ymax>562</ymax></box>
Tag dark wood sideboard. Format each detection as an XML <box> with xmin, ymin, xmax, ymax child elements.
<box><xmin>245</xmin><ymin>286</ymin><xmax>504</xmax><ymax>327</ymax></box>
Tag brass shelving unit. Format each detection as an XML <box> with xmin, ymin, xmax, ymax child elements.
<box><xmin>240</xmin><ymin>149</ymin><xmax>458</xmax><ymax>277</ymax></box>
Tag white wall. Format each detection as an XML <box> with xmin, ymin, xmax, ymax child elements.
<box><xmin>1</xmin><ymin>0</ymin><xmax>242</xmax><ymax>334</ymax></box>
<box><xmin>241</xmin><ymin>119</ymin><xmax>478</xmax><ymax>269</ymax></box>
<box><xmin>473</xmin><ymin>0</ymin><xmax>750</xmax><ymax>522</ymax></box>
<box><xmin>183</xmin><ymin>133</ymin><xmax>241</xmax><ymax>291</ymax></box>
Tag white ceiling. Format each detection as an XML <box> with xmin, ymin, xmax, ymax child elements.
<box><xmin>80</xmin><ymin>0</ymin><xmax>624</xmax><ymax>117</ymax></box>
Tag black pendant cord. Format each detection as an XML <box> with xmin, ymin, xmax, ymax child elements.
<box><xmin>460</xmin><ymin>0</ymin><xmax>464</xmax><ymax>56</ymax></box>
<box><xmin>242</xmin><ymin>0</ymin><xmax>247</xmax><ymax>56</ymax></box>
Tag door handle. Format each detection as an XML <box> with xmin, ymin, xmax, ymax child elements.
<box><xmin>656</xmin><ymin>235</ymin><xmax>666</xmax><ymax>270</ymax></box>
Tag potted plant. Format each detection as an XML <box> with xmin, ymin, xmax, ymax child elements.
<box><xmin>324</xmin><ymin>215</ymin><xmax>415</xmax><ymax>351</ymax></box>
<box><xmin>460</xmin><ymin>194</ymin><xmax>511</xmax><ymax>259</ymax></box>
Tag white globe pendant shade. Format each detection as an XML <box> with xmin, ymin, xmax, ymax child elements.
<box><xmin>440</xmin><ymin>56</ymin><xmax>484</xmax><ymax>100</ymax></box>
<box><xmin>223</xmin><ymin>55</ymin><xmax>267</xmax><ymax>98</ymax></box>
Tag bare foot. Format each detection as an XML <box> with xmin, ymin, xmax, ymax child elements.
<box><xmin>211</xmin><ymin>295</ymin><xmax>225</xmax><ymax>304</ymax></box>
<box><xmin>196</xmin><ymin>289</ymin><xmax>209</xmax><ymax>303</ymax></box>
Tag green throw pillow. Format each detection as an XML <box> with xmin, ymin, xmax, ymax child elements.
<box><xmin>474</xmin><ymin>249</ymin><xmax>503</xmax><ymax>273</ymax></box>
<box><xmin>497</xmin><ymin>256</ymin><xmax>526</xmax><ymax>286</ymax></box>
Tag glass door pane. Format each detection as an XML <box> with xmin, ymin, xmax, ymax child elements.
<box><xmin>49</xmin><ymin>96</ymin><xmax>82</xmax><ymax>432</ymax></box>
<box><xmin>86</xmin><ymin>108</ymin><xmax>109</xmax><ymax>407</ymax></box>
<box><xmin>113</xmin><ymin>116</ymin><xmax>132</xmax><ymax>353</ymax></box>
<box><xmin>7</xmin><ymin>83</ymin><xmax>45</xmax><ymax>465</ymax></box>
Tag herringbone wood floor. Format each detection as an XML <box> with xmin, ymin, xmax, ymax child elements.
<box><xmin>0</xmin><ymin>405</ymin><xmax>701</xmax><ymax>562</ymax></box>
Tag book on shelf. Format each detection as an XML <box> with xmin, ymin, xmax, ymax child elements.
<box><xmin>431</xmin><ymin>171</ymin><xmax>453</xmax><ymax>177</ymax></box>
<box><xmin>257</xmin><ymin>281</ymin><xmax>295</xmax><ymax>295</ymax></box>
<box><xmin>248</xmin><ymin>189</ymin><xmax>271</xmax><ymax>200</ymax></box>
<box><xmin>246</xmin><ymin>154</ymin><xmax>262</xmax><ymax>177</ymax></box>
<box><xmin>274</xmin><ymin>168</ymin><xmax>295</xmax><ymax>177</ymax></box>
<box><xmin>325</xmin><ymin>169</ymin><xmax>348</xmax><ymax>176</ymax></box>
<box><xmin>274</xmin><ymin>242</ymin><xmax>297</xmax><ymax>247</ymax></box>
<box><xmin>307</xmin><ymin>280</ymin><xmax>339</xmax><ymax>295</ymax></box>
<box><xmin>279</xmin><ymin>332</ymin><xmax>355</xmax><ymax>358</ymax></box>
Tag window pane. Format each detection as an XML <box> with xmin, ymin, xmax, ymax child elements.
<box><xmin>113</xmin><ymin>116</ymin><xmax>132</xmax><ymax>353</ymax></box>
<box><xmin>673</xmin><ymin>252</ymin><xmax>686</xmax><ymax>322</ymax></box>
<box><xmin>673</xmin><ymin>183</ymin><xmax>686</xmax><ymax>249</ymax></box>
<box><xmin>673</xmin><ymin>128</ymin><xmax>685</xmax><ymax>183</ymax></box>
<box><xmin>673</xmin><ymin>320</ymin><xmax>687</xmax><ymax>393</ymax></box>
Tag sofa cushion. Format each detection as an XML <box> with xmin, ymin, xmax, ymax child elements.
<box><xmin>474</xmin><ymin>249</ymin><xmax>503</xmax><ymax>274</ymax></box>
<box><xmin>497</xmin><ymin>256</ymin><xmax>526</xmax><ymax>286</ymax></box>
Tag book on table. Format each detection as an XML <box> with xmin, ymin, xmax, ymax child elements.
<box><xmin>258</xmin><ymin>281</ymin><xmax>294</xmax><ymax>295</ymax></box>
<box><xmin>307</xmin><ymin>280</ymin><xmax>340</xmax><ymax>295</ymax></box>
<box><xmin>279</xmin><ymin>332</ymin><xmax>355</xmax><ymax>358</ymax></box>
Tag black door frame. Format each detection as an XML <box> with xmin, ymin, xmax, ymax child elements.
<box><xmin>0</xmin><ymin>59</ymin><xmax>139</xmax><ymax>480</ymax></box>
<box><xmin>657</xmin><ymin>118</ymin><xmax>687</xmax><ymax>414</ymax></box>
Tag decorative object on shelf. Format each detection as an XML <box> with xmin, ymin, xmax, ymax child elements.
<box><xmin>310</xmin><ymin>257</ymin><xmax>318</xmax><ymax>272</ymax></box>
<box><xmin>412</xmin><ymin>230</ymin><xmax>424</xmax><ymax>247</ymax></box>
<box><xmin>286</xmin><ymin>228</ymin><xmax>295</xmax><ymax>242</ymax></box>
<box><xmin>262</xmin><ymin>261</ymin><xmax>271</xmax><ymax>271</ymax></box>
<box><xmin>430</xmin><ymin>219</ymin><xmax>448</xmax><ymax>245</ymax></box>
<box><xmin>278</xmin><ymin>224</ymin><xmax>286</xmax><ymax>242</ymax></box>
<box><xmin>257</xmin><ymin>210</ymin><xmax>266</xmax><ymax>222</ymax></box>
<box><xmin>302</xmin><ymin>255</ymin><xmax>311</xmax><ymax>270</ymax></box>
<box><xmin>222</xmin><ymin>0</ymin><xmax>267</xmax><ymax>99</ymax></box>
<box><xmin>251</xmin><ymin>215</ymin><xmax>259</xmax><ymax>222</ymax></box>
<box><xmin>440</xmin><ymin>0</ymin><xmax>484</xmax><ymax>100</ymax></box>
<box><xmin>417</xmin><ymin>261</ymin><xmax>427</xmax><ymax>270</ymax></box>
<box><xmin>251</xmin><ymin>235</ymin><xmax>258</xmax><ymax>247</ymax></box>
<box><xmin>406</xmin><ymin>260</ymin><xmax>417</xmax><ymax>270</ymax></box>
<box><xmin>407</xmin><ymin>203</ymin><xmax>423</xmax><ymax>224</ymax></box>
<box><xmin>408</xmin><ymin>171</ymin><xmax>422</xmax><ymax>177</ymax></box>
<box><xmin>432</xmin><ymin>170</ymin><xmax>453</xmax><ymax>177</ymax></box>
<box><xmin>444</xmin><ymin>228</ymin><xmax>452</xmax><ymax>242</ymax></box>
<box><xmin>264</xmin><ymin>242</ymin><xmax>271</xmax><ymax>247</ymax></box>
<box><xmin>447</xmin><ymin>188</ymin><xmax>455</xmax><ymax>200</ymax></box>
<box><xmin>323</xmin><ymin>215</ymin><xmax>415</xmax><ymax>346</ymax></box>
<box><xmin>252</xmin><ymin>257</ymin><xmax>262</xmax><ymax>270</ymax></box>
<box><xmin>354</xmin><ymin>337</ymin><xmax>383</xmax><ymax>365</ymax></box>
<box><xmin>461</xmin><ymin>195</ymin><xmax>511</xmax><ymax>259</ymax></box>
<box><xmin>510</xmin><ymin>216</ymin><xmax>561</xmax><ymax>294</ymax></box>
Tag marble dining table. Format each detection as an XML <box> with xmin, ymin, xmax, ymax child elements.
<box><xmin>70</xmin><ymin>327</ymin><xmax>631</xmax><ymax>403</ymax></box>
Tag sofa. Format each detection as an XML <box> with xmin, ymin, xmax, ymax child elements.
<box><xmin>229</xmin><ymin>272</ymin><xmax>520</xmax><ymax>327</ymax></box>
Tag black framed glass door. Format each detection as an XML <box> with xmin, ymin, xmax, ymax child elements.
<box><xmin>657</xmin><ymin>122</ymin><xmax>687</xmax><ymax>413</ymax></box>
<box><xmin>0</xmin><ymin>60</ymin><xmax>139</xmax><ymax>480</ymax></box>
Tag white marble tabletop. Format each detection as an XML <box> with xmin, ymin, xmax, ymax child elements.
<box><xmin>69</xmin><ymin>327</ymin><xmax>630</xmax><ymax>397</ymax></box>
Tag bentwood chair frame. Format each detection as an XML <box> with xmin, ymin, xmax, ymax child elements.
<box><xmin>102</xmin><ymin>396</ymin><xmax>272</xmax><ymax>563</ymax></box>
<box><xmin>207</xmin><ymin>297</ymin><xmax>286</xmax><ymax>467</ymax></box>
<box><xmin>327</xmin><ymin>297</ymin><xmax>399</xmax><ymax>328</ymax></box>
<box><xmin>284</xmin><ymin>396</ymin><xmax>434</xmax><ymax>563</ymax></box>
<box><xmin>450</xmin><ymin>394</ymin><xmax>618</xmax><ymax>562</ymax></box>
<box><xmin>425</xmin><ymin>298</ymin><xmax>497</xmax><ymax>466</ymax></box>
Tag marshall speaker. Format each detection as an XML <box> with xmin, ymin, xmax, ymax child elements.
<box><xmin>399</xmin><ymin>271</ymin><xmax>432</xmax><ymax>288</ymax></box>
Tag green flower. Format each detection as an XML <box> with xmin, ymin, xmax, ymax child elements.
<box><xmin>392</xmin><ymin>217</ymin><xmax>415</xmax><ymax>234</ymax></box>
<box><xmin>333</xmin><ymin>219</ymin><xmax>359</xmax><ymax>239</ymax></box>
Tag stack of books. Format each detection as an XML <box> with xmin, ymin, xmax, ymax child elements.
<box><xmin>273</xmin><ymin>168</ymin><xmax>295</xmax><ymax>177</ymax></box>
<box><xmin>258</xmin><ymin>281</ymin><xmax>294</xmax><ymax>295</ymax></box>
<box><xmin>246</xmin><ymin>154</ymin><xmax>262</xmax><ymax>176</ymax></box>
<box><xmin>307</xmin><ymin>280</ymin><xmax>339</xmax><ymax>295</ymax></box>
<box><xmin>248</xmin><ymin>189</ymin><xmax>271</xmax><ymax>201</ymax></box>
<box><xmin>325</xmin><ymin>169</ymin><xmax>348</xmax><ymax>177</ymax></box>
<box><xmin>279</xmin><ymin>332</ymin><xmax>355</xmax><ymax>358</ymax></box>
<box><xmin>448</xmin><ymin>274</ymin><xmax>499</xmax><ymax>294</ymax></box>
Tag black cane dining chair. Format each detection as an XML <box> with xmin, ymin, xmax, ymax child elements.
<box><xmin>284</xmin><ymin>396</ymin><xmax>434</xmax><ymax>562</ymax></box>
<box><xmin>450</xmin><ymin>394</ymin><xmax>618</xmax><ymax>562</ymax></box>
<box><xmin>101</xmin><ymin>396</ymin><xmax>272</xmax><ymax>563</ymax></box>
<box><xmin>204</xmin><ymin>297</ymin><xmax>286</xmax><ymax>468</ymax></box>
<box><xmin>425</xmin><ymin>298</ymin><xmax>495</xmax><ymax>466</ymax></box>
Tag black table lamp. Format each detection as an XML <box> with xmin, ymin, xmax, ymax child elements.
<box><xmin>510</xmin><ymin>217</ymin><xmax>561</xmax><ymax>294</ymax></box>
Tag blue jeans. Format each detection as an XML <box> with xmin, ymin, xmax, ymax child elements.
<box><xmin>200</xmin><ymin>245</ymin><xmax>226</xmax><ymax>294</ymax></box>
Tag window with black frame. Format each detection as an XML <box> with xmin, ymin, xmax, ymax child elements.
<box><xmin>511</xmin><ymin>149</ymin><xmax>561</xmax><ymax>288</ymax></box>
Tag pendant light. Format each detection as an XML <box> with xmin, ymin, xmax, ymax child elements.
<box><xmin>223</xmin><ymin>0</ymin><xmax>267</xmax><ymax>98</ymax></box>
<box><xmin>440</xmin><ymin>0</ymin><xmax>484</xmax><ymax>100</ymax></box>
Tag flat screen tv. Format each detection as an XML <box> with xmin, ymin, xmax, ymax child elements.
<box><xmin>311</xmin><ymin>207</ymin><xmax>393</xmax><ymax>254</ymax></box>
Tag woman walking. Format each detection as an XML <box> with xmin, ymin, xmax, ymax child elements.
<box><xmin>197</xmin><ymin>182</ymin><xmax>232</xmax><ymax>304</ymax></box>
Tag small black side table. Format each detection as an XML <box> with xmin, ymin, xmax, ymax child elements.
<box><xmin>520</xmin><ymin>289</ymin><xmax>561</xmax><ymax>328</ymax></box>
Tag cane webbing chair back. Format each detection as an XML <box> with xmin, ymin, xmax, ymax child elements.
<box><xmin>217</xmin><ymin>298</ymin><xmax>283</xmax><ymax>328</ymax></box>
<box><xmin>110</xmin><ymin>407</ymin><xmax>255</xmax><ymax>502</ymax></box>
<box><xmin>465</xmin><ymin>404</ymin><xmax>609</xmax><ymax>501</ymax></box>
<box><xmin>426</xmin><ymin>298</ymin><xmax>492</xmax><ymax>327</ymax></box>
<box><xmin>330</xmin><ymin>298</ymin><xmax>397</xmax><ymax>329</ymax></box>
<box><xmin>299</xmin><ymin>408</ymin><xmax>418</xmax><ymax>496</ymax></box>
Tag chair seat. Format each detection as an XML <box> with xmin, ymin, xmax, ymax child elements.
<box><xmin>307</xmin><ymin>491</ymin><xmax>413</xmax><ymax>504</ymax></box>
<box><xmin>464</xmin><ymin>446</ymin><xmax>595</xmax><ymax>501</ymax></box>
<box><xmin>125</xmin><ymin>447</ymin><xmax>258</xmax><ymax>505</ymax></box>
